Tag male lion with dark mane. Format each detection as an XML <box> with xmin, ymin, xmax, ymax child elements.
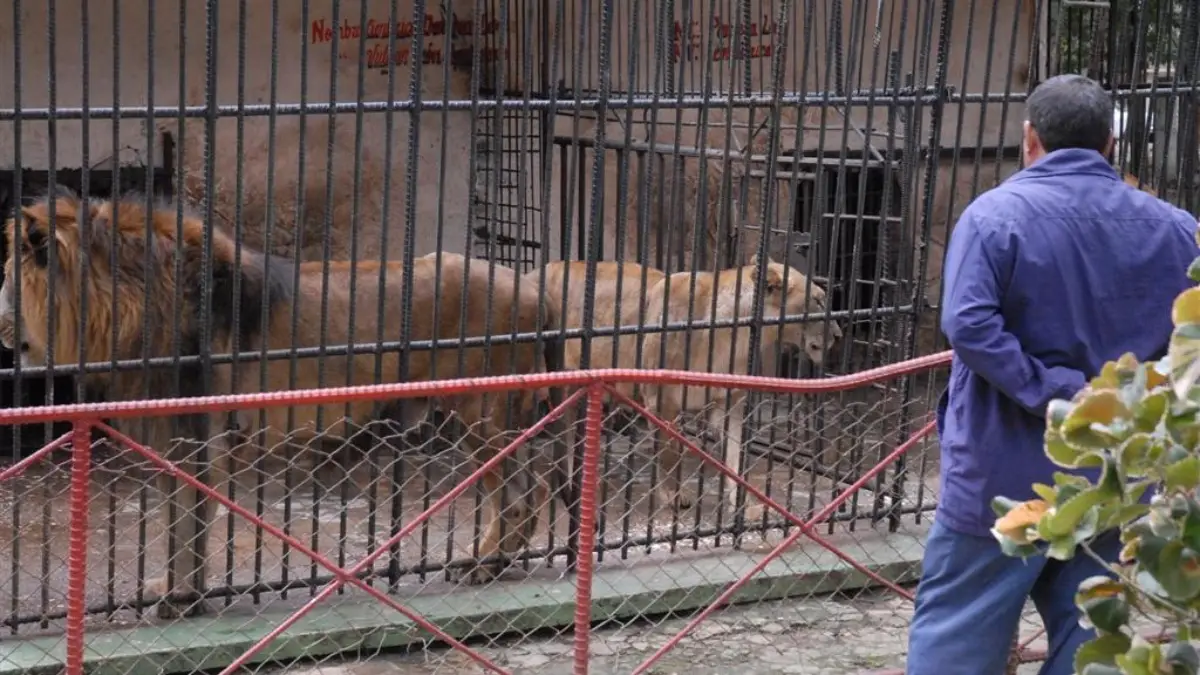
<box><xmin>0</xmin><ymin>192</ymin><xmax>550</xmax><ymax>619</ymax></box>
<box><xmin>526</xmin><ymin>257</ymin><xmax>841</xmax><ymax>518</ymax></box>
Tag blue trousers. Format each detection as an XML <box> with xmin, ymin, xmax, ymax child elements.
<box><xmin>905</xmin><ymin>518</ymin><xmax>1121</xmax><ymax>675</ymax></box>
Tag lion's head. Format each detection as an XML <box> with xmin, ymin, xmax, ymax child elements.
<box><xmin>750</xmin><ymin>255</ymin><xmax>842</xmax><ymax>367</ymax></box>
<box><xmin>0</xmin><ymin>191</ymin><xmax>285</xmax><ymax>375</ymax></box>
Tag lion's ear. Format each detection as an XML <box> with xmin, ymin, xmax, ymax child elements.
<box><xmin>764</xmin><ymin>266</ymin><xmax>784</xmax><ymax>294</ymax></box>
<box><xmin>18</xmin><ymin>208</ymin><xmax>69</xmax><ymax>269</ymax></box>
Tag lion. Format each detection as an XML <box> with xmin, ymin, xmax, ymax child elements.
<box><xmin>0</xmin><ymin>193</ymin><xmax>549</xmax><ymax>619</ymax></box>
<box><xmin>525</xmin><ymin>257</ymin><xmax>841</xmax><ymax>518</ymax></box>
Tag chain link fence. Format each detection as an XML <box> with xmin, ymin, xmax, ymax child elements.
<box><xmin>0</xmin><ymin>354</ymin><xmax>945</xmax><ymax>675</ymax></box>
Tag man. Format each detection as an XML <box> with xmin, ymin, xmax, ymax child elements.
<box><xmin>905</xmin><ymin>74</ymin><xmax>1200</xmax><ymax>674</ymax></box>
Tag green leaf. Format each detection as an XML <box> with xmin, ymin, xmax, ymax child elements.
<box><xmin>1116</xmin><ymin>635</ymin><xmax>1163</xmax><ymax>675</ymax></box>
<box><xmin>1044</xmin><ymin>507</ymin><xmax>1100</xmax><ymax>561</ymax></box>
<box><xmin>1080</xmin><ymin>665</ymin><xmax>1123</xmax><ymax>675</ymax></box>
<box><xmin>1110</xmin><ymin>503</ymin><xmax>1151</xmax><ymax>529</ymax></box>
<box><xmin>1180</xmin><ymin>499</ymin><xmax>1200</xmax><ymax>553</ymax></box>
<box><xmin>991</xmin><ymin>495</ymin><xmax>1024</xmax><ymax>518</ymax></box>
<box><xmin>1063</xmin><ymin>390</ymin><xmax>1129</xmax><ymax>448</ymax></box>
<box><xmin>1075</xmin><ymin>576</ymin><xmax>1130</xmax><ymax>634</ymax></box>
<box><xmin>1096</xmin><ymin>454</ymin><xmax>1126</xmax><ymax>499</ymax></box>
<box><xmin>1117</xmin><ymin>434</ymin><xmax>1153</xmax><ymax>475</ymax></box>
<box><xmin>1164</xmin><ymin>640</ymin><xmax>1200</xmax><ymax>675</ymax></box>
<box><xmin>1188</xmin><ymin>256</ymin><xmax>1200</xmax><ymax>283</ymax></box>
<box><xmin>1145</xmin><ymin>540</ymin><xmax>1200</xmax><ymax>601</ymax></box>
<box><xmin>1131</xmin><ymin>390</ymin><xmax>1169</xmax><ymax>433</ymax></box>
<box><xmin>1048</xmin><ymin>398</ymin><xmax>1074</xmax><ymax>429</ymax></box>
<box><xmin>1046</xmin><ymin>430</ymin><xmax>1087</xmax><ymax>468</ymax></box>
<box><xmin>994</xmin><ymin>531</ymin><xmax>1042</xmax><ymax>559</ymax></box>
<box><xmin>1165</xmin><ymin>408</ymin><xmax>1200</xmax><ymax>450</ymax></box>
<box><xmin>1169</xmin><ymin>322</ymin><xmax>1200</xmax><ymax>401</ymax></box>
<box><xmin>1042</xmin><ymin>486</ymin><xmax>1107</xmax><ymax>538</ymax></box>
<box><xmin>1075</xmin><ymin>632</ymin><xmax>1133</xmax><ymax>671</ymax></box>
<box><xmin>1031</xmin><ymin>482</ymin><xmax>1058</xmax><ymax>504</ymax></box>
<box><xmin>1165</xmin><ymin>455</ymin><xmax>1200</xmax><ymax>493</ymax></box>
<box><xmin>1053</xmin><ymin>471</ymin><xmax>1092</xmax><ymax>489</ymax></box>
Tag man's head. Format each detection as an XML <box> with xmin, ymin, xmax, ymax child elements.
<box><xmin>1022</xmin><ymin>74</ymin><xmax>1115</xmax><ymax>166</ymax></box>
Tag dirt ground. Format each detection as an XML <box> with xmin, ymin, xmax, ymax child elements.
<box><xmin>260</xmin><ymin>590</ymin><xmax>1064</xmax><ymax>675</ymax></box>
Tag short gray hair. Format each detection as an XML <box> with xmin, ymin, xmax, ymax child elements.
<box><xmin>1026</xmin><ymin>74</ymin><xmax>1114</xmax><ymax>154</ymax></box>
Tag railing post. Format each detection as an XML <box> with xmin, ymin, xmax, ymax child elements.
<box><xmin>572</xmin><ymin>382</ymin><xmax>605</xmax><ymax>675</ymax></box>
<box><xmin>65</xmin><ymin>420</ymin><xmax>94</xmax><ymax>675</ymax></box>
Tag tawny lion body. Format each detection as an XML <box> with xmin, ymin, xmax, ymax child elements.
<box><xmin>0</xmin><ymin>194</ymin><xmax>547</xmax><ymax>619</ymax></box>
<box><xmin>526</xmin><ymin>258</ymin><xmax>841</xmax><ymax>515</ymax></box>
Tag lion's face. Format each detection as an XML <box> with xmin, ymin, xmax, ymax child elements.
<box><xmin>0</xmin><ymin>196</ymin><xmax>86</xmax><ymax>368</ymax></box>
<box><xmin>754</xmin><ymin>257</ymin><xmax>842</xmax><ymax>368</ymax></box>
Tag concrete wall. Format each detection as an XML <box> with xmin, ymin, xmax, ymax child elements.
<box><xmin>0</xmin><ymin>0</ymin><xmax>506</xmax><ymax>263</ymax></box>
<box><xmin>0</xmin><ymin>0</ymin><xmax>1036</xmax><ymax>284</ymax></box>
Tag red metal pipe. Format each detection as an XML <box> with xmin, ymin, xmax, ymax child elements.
<box><xmin>0</xmin><ymin>431</ymin><xmax>73</xmax><ymax>481</ymax></box>
<box><xmin>64</xmin><ymin>421</ymin><xmax>96</xmax><ymax>675</ymax></box>
<box><xmin>0</xmin><ymin>351</ymin><xmax>952</xmax><ymax>425</ymax></box>
<box><xmin>572</xmin><ymin>383</ymin><xmax>607</xmax><ymax>675</ymax></box>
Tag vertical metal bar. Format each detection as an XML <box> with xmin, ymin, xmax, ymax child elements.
<box><xmin>340</xmin><ymin>0</ymin><xmax>372</xmax><ymax>595</ymax></box>
<box><xmin>397</xmin><ymin>0</ymin><xmax>428</xmax><ymax>586</ymax></box>
<box><xmin>419</xmin><ymin>0</ymin><xmax>452</xmax><ymax>584</ymax></box>
<box><xmin>900</xmin><ymin>0</ymin><xmax>955</xmax><ymax>533</ymax></box>
<box><xmin>224</xmin><ymin>0</ymin><xmax>249</xmax><ymax>608</ymax></box>
<box><xmin>6</xmin><ymin>0</ymin><xmax>22</xmax><ymax>636</ymax></box>
<box><xmin>310</xmin><ymin>0</ymin><xmax>343</xmax><ymax>598</ymax></box>
<box><xmin>571</xmin><ymin>382</ymin><xmax>606</xmax><ymax>675</ymax></box>
<box><xmin>562</xmin><ymin>0</ymin><xmax>593</xmax><ymax>569</ymax></box>
<box><xmin>64</xmin><ymin>421</ymin><xmax>94</xmax><ymax>675</ymax></box>
<box><xmin>190</xmin><ymin>0</ymin><xmax>221</xmax><ymax>604</ymax></box>
<box><xmin>484</xmin><ymin>0</ymin><xmax>512</xmax><ymax>574</ymax></box>
<box><xmin>676</xmin><ymin>0</ymin><xmax>724</xmax><ymax>552</ymax></box>
<box><xmin>535</xmin><ymin>0</ymin><xmax>570</xmax><ymax>568</ymax></box>
<box><xmin>604</xmin><ymin>0</ymin><xmax>645</xmax><ymax>565</ymax></box>
<box><xmin>281</xmin><ymin>0</ymin><xmax>314</xmax><ymax>601</ymax></box>
<box><xmin>454</xmin><ymin>0</ymin><xmax>487</xmax><ymax>580</ymax></box>
<box><xmin>75</xmin><ymin>0</ymin><xmax>98</xmax><ymax>618</ymax></box>
<box><xmin>255</xmin><ymin>0</ymin><xmax>283</xmax><ymax>605</ymax></box>
<box><xmin>41</xmin><ymin>0</ymin><xmax>60</xmax><ymax>630</ymax></box>
<box><xmin>165</xmin><ymin>0</ymin><xmax>189</xmax><ymax>605</ymax></box>
<box><xmin>370</xmin><ymin>0</ymin><xmax>401</xmax><ymax>589</ymax></box>
<box><xmin>580</xmin><ymin>0</ymin><xmax>614</xmax><ymax>567</ymax></box>
<box><xmin>883</xmin><ymin>0</ymin><xmax>919</xmax><ymax>532</ymax></box>
<box><xmin>132</xmin><ymin>0</ymin><xmax>154</xmax><ymax>620</ymax></box>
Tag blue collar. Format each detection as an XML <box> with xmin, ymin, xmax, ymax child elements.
<box><xmin>1007</xmin><ymin>148</ymin><xmax>1121</xmax><ymax>184</ymax></box>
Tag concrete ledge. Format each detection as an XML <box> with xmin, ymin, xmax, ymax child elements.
<box><xmin>0</xmin><ymin>526</ymin><xmax>927</xmax><ymax>675</ymax></box>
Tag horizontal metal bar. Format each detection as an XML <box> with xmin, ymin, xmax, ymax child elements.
<box><xmin>8</xmin><ymin>84</ymin><xmax>1193</xmax><ymax>124</ymax></box>
<box><xmin>0</xmin><ymin>91</ymin><xmax>952</xmax><ymax>122</ymax></box>
<box><xmin>0</xmin><ymin>304</ymin><xmax>914</xmax><ymax>380</ymax></box>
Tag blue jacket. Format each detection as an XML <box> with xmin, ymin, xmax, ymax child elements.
<box><xmin>936</xmin><ymin>148</ymin><xmax>1199</xmax><ymax>537</ymax></box>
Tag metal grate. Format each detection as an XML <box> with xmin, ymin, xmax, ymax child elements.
<box><xmin>470</xmin><ymin>100</ymin><xmax>545</xmax><ymax>273</ymax></box>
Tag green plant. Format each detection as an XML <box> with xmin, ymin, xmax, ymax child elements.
<box><xmin>990</xmin><ymin>230</ymin><xmax>1200</xmax><ymax>674</ymax></box>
